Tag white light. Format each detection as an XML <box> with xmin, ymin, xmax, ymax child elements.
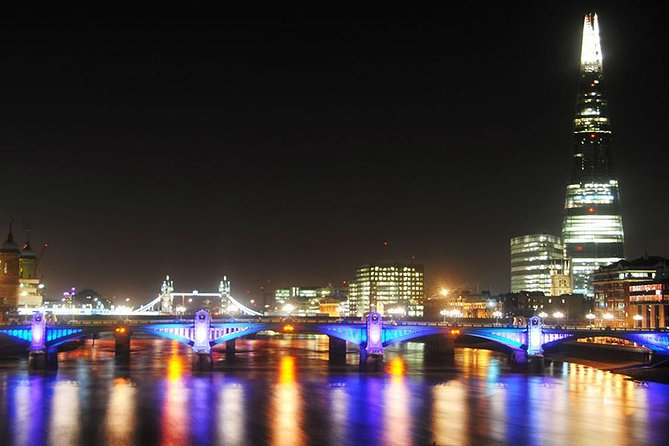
<box><xmin>602</xmin><ymin>313</ymin><xmax>614</xmax><ymax>320</ymax></box>
<box><xmin>585</xmin><ymin>313</ymin><xmax>596</xmax><ymax>320</ymax></box>
<box><xmin>633</xmin><ymin>314</ymin><xmax>643</xmax><ymax>321</ymax></box>
<box><xmin>538</xmin><ymin>312</ymin><xmax>548</xmax><ymax>318</ymax></box>
<box><xmin>581</xmin><ymin>13</ymin><xmax>603</xmax><ymax>73</ymax></box>
<box><xmin>553</xmin><ymin>311</ymin><xmax>564</xmax><ymax>319</ymax></box>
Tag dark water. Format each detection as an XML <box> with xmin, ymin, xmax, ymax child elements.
<box><xmin>1</xmin><ymin>334</ymin><xmax>669</xmax><ymax>446</ymax></box>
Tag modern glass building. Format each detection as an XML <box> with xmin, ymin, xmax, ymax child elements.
<box><xmin>561</xmin><ymin>13</ymin><xmax>624</xmax><ymax>297</ymax></box>
<box><xmin>510</xmin><ymin>233</ymin><xmax>568</xmax><ymax>295</ymax></box>
<box><xmin>348</xmin><ymin>263</ymin><xmax>424</xmax><ymax>318</ymax></box>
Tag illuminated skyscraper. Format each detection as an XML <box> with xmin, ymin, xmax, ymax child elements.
<box><xmin>561</xmin><ymin>13</ymin><xmax>625</xmax><ymax>297</ymax></box>
<box><xmin>510</xmin><ymin>233</ymin><xmax>569</xmax><ymax>295</ymax></box>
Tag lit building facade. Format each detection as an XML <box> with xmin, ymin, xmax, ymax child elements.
<box><xmin>592</xmin><ymin>256</ymin><xmax>667</xmax><ymax>328</ymax></box>
<box><xmin>348</xmin><ymin>263</ymin><xmax>424</xmax><ymax>318</ymax></box>
<box><xmin>561</xmin><ymin>13</ymin><xmax>625</xmax><ymax>297</ymax></box>
<box><xmin>18</xmin><ymin>240</ymin><xmax>45</xmax><ymax>307</ymax></box>
<box><xmin>273</xmin><ymin>285</ymin><xmax>347</xmax><ymax>315</ymax></box>
<box><xmin>629</xmin><ymin>266</ymin><xmax>669</xmax><ymax>329</ymax></box>
<box><xmin>0</xmin><ymin>226</ymin><xmax>21</xmax><ymax>312</ymax></box>
<box><xmin>510</xmin><ymin>233</ymin><xmax>570</xmax><ymax>295</ymax></box>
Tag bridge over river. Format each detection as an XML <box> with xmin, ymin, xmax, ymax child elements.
<box><xmin>2</xmin><ymin>311</ymin><xmax>669</xmax><ymax>372</ymax></box>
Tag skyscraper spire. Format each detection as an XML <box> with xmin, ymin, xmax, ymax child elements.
<box><xmin>580</xmin><ymin>13</ymin><xmax>603</xmax><ymax>74</ymax></box>
<box><xmin>561</xmin><ymin>13</ymin><xmax>625</xmax><ymax>297</ymax></box>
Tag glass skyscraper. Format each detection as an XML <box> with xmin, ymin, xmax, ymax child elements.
<box><xmin>510</xmin><ymin>233</ymin><xmax>568</xmax><ymax>295</ymax></box>
<box><xmin>561</xmin><ymin>13</ymin><xmax>625</xmax><ymax>297</ymax></box>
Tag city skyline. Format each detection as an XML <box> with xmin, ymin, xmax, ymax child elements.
<box><xmin>1</xmin><ymin>4</ymin><xmax>667</xmax><ymax>303</ymax></box>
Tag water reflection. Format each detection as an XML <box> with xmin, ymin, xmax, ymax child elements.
<box><xmin>272</xmin><ymin>356</ymin><xmax>304</xmax><ymax>446</ymax></box>
<box><xmin>105</xmin><ymin>378</ymin><xmax>135</xmax><ymax>445</ymax></box>
<box><xmin>218</xmin><ymin>380</ymin><xmax>245</xmax><ymax>446</ymax></box>
<box><xmin>0</xmin><ymin>335</ymin><xmax>667</xmax><ymax>446</ymax></box>
<box><xmin>160</xmin><ymin>341</ymin><xmax>189</xmax><ymax>445</ymax></box>
<box><xmin>384</xmin><ymin>358</ymin><xmax>410</xmax><ymax>446</ymax></box>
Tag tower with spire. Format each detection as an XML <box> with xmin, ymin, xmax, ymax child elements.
<box><xmin>561</xmin><ymin>13</ymin><xmax>625</xmax><ymax>297</ymax></box>
<box><xmin>0</xmin><ymin>221</ymin><xmax>21</xmax><ymax>310</ymax></box>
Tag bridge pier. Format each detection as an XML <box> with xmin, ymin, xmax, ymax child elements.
<box><xmin>359</xmin><ymin>345</ymin><xmax>384</xmax><ymax>372</ymax></box>
<box><xmin>192</xmin><ymin>352</ymin><xmax>213</xmax><ymax>371</ymax></box>
<box><xmin>359</xmin><ymin>312</ymin><xmax>385</xmax><ymax>372</ymax></box>
<box><xmin>28</xmin><ymin>349</ymin><xmax>58</xmax><ymax>371</ymax></box>
<box><xmin>113</xmin><ymin>325</ymin><xmax>132</xmax><ymax>357</ymax></box>
<box><xmin>225</xmin><ymin>339</ymin><xmax>236</xmax><ymax>361</ymax></box>
<box><xmin>28</xmin><ymin>312</ymin><xmax>57</xmax><ymax>370</ymax></box>
<box><xmin>328</xmin><ymin>336</ymin><xmax>347</xmax><ymax>365</ymax></box>
<box><xmin>424</xmin><ymin>334</ymin><xmax>456</xmax><ymax>365</ymax></box>
<box><xmin>425</xmin><ymin>335</ymin><xmax>456</xmax><ymax>355</ymax></box>
<box><xmin>192</xmin><ymin>310</ymin><xmax>213</xmax><ymax>371</ymax></box>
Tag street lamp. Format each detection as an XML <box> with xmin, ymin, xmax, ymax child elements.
<box><xmin>492</xmin><ymin>310</ymin><xmax>502</xmax><ymax>325</ymax></box>
<box><xmin>553</xmin><ymin>311</ymin><xmax>564</xmax><ymax>327</ymax></box>
<box><xmin>602</xmin><ymin>312</ymin><xmax>614</xmax><ymax>327</ymax></box>
<box><xmin>633</xmin><ymin>314</ymin><xmax>643</xmax><ymax>329</ymax></box>
<box><xmin>538</xmin><ymin>311</ymin><xmax>548</xmax><ymax>319</ymax></box>
<box><xmin>440</xmin><ymin>309</ymin><xmax>448</xmax><ymax>323</ymax></box>
<box><xmin>585</xmin><ymin>312</ymin><xmax>596</xmax><ymax>328</ymax></box>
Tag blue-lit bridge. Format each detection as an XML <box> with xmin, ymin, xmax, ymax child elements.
<box><xmin>2</xmin><ymin>311</ymin><xmax>668</xmax><ymax>371</ymax></box>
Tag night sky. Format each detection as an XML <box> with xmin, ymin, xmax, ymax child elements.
<box><xmin>1</xmin><ymin>3</ymin><xmax>667</xmax><ymax>304</ymax></box>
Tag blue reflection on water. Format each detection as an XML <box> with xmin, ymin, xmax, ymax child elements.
<box><xmin>1</xmin><ymin>339</ymin><xmax>669</xmax><ymax>446</ymax></box>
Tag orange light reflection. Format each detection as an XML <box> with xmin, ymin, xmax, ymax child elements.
<box><xmin>272</xmin><ymin>356</ymin><xmax>304</xmax><ymax>446</ymax></box>
<box><xmin>161</xmin><ymin>341</ymin><xmax>189</xmax><ymax>446</ymax></box>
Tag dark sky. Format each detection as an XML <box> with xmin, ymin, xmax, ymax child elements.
<box><xmin>1</xmin><ymin>2</ymin><xmax>667</xmax><ymax>304</ymax></box>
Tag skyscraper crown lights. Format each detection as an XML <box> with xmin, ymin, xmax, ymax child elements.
<box><xmin>581</xmin><ymin>13</ymin><xmax>603</xmax><ymax>73</ymax></box>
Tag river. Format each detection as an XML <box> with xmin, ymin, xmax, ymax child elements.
<box><xmin>1</xmin><ymin>333</ymin><xmax>668</xmax><ymax>445</ymax></box>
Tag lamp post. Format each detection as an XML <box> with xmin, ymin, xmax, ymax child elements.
<box><xmin>492</xmin><ymin>310</ymin><xmax>502</xmax><ymax>326</ymax></box>
<box><xmin>440</xmin><ymin>309</ymin><xmax>448</xmax><ymax>323</ymax></box>
<box><xmin>553</xmin><ymin>311</ymin><xmax>564</xmax><ymax>327</ymax></box>
<box><xmin>585</xmin><ymin>312</ymin><xmax>596</xmax><ymax>328</ymax></box>
<box><xmin>633</xmin><ymin>314</ymin><xmax>643</xmax><ymax>329</ymax></box>
<box><xmin>602</xmin><ymin>312</ymin><xmax>614</xmax><ymax>328</ymax></box>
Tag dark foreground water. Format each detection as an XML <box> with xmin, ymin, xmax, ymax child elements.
<box><xmin>1</xmin><ymin>334</ymin><xmax>669</xmax><ymax>446</ymax></box>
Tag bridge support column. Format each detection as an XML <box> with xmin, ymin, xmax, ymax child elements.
<box><xmin>28</xmin><ymin>312</ymin><xmax>57</xmax><ymax>371</ymax></box>
<box><xmin>425</xmin><ymin>335</ymin><xmax>456</xmax><ymax>355</ymax></box>
<box><xmin>192</xmin><ymin>352</ymin><xmax>213</xmax><ymax>371</ymax></box>
<box><xmin>225</xmin><ymin>339</ymin><xmax>236</xmax><ymax>361</ymax></box>
<box><xmin>521</xmin><ymin>316</ymin><xmax>545</xmax><ymax>372</ymax></box>
<box><xmin>328</xmin><ymin>336</ymin><xmax>347</xmax><ymax>365</ymax></box>
<box><xmin>192</xmin><ymin>310</ymin><xmax>213</xmax><ymax>371</ymax></box>
<box><xmin>113</xmin><ymin>325</ymin><xmax>132</xmax><ymax>357</ymax></box>
<box><xmin>28</xmin><ymin>349</ymin><xmax>58</xmax><ymax>371</ymax></box>
<box><xmin>359</xmin><ymin>348</ymin><xmax>384</xmax><ymax>372</ymax></box>
<box><xmin>360</xmin><ymin>312</ymin><xmax>384</xmax><ymax>372</ymax></box>
<box><xmin>424</xmin><ymin>334</ymin><xmax>456</xmax><ymax>365</ymax></box>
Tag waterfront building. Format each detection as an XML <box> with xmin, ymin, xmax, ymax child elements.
<box><xmin>18</xmin><ymin>239</ymin><xmax>45</xmax><ymax>307</ymax></box>
<box><xmin>424</xmin><ymin>289</ymin><xmax>497</xmax><ymax>321</ymax></box>
<box><xmin>348</xmin><ymin>263</ymin><xmax>424</xmax><ymax>318</ymax></box>
<box><xmin>273</xmin><ymin>285</ymin><xmax>347</xmax><ymax>315</ymax></box>
<box><xmin>561</xmin><ymin>13</ymin><xmax>625</xmax><ymax>297</ymax></box>
<box><xmin>592</xmin><ymin>255</ymin><xmax>668</xmax><ymax>328</ymax></box>
<box><xmin>0</xmin><ymin>224</ymin><xmax>21</xmax><ymax>312</ymax></box>
<box><xmin>498</xmin><ymin>291</ymin><xmax>590</xmax><ymax>324</ymax></box>
<box><xmin>628</xmin><ymin>264</ymin><xmax>669</xmax><ymax>329</ymax></box>
<box><xmin>510</xmin><ymin>233</ymin><xmax>570</xmax><ymax>295</ymax></box>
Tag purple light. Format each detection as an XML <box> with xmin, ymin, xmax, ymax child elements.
<box><xmin>30</xmin><ymin>312</ymin><xmax>46</xmax><ymax>351</ymax></box>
